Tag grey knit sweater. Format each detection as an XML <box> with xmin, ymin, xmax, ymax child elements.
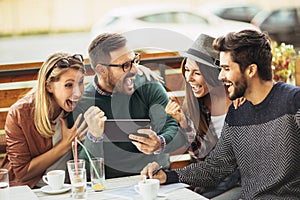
<box><xmin>166</xmin><ymin>82</ymin><xmax>300</xmax><ymax>199</ymax></box>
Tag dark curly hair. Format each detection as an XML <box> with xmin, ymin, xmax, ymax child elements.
<box><xmin>213</xmin><ymin>29</ymin><xmax>273</xmax><ymax>81</ymax></box>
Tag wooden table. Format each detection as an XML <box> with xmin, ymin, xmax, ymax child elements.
<box><xmin>31</xmin><ymin>175</ymin><xmax>208</xmax><ymax>200</ymax></box>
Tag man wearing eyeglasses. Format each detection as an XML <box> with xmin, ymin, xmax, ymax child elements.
<box><xmin>68</xmin><ymin>33</ymin><xmax>181</xmax><ymax>179</ymax></box>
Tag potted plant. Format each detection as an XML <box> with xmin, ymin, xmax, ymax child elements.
<box><xmin>271</xmin><ymin>42</ymin><xmax>300</xmax><ymax>84</ymax></box>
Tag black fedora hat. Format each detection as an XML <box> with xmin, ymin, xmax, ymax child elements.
<box><xmin>180</xmin><ymin>33</ymin><xmax>219</xmax><ymax>69</ymax></box>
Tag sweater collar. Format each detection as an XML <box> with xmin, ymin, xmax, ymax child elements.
<box><xmin>93</xmin><ymin>76</ymin><xmax>112</xmax><ymax>97</ymax></box>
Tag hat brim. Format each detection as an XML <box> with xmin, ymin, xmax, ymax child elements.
<box><xmin>179</xmin><ymin>50</ymin><xmax>219</xmax><ymax>69</ymax></box>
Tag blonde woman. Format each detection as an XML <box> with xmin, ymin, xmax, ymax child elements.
<box><xmin>1</xmin><ymin>52</ymin><xmax>106</xmax><ymax>188</ymax></box>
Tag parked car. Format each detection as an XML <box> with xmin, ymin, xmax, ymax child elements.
<box><xmin>91</xmin><ymin>4</ymin><xmax>259</xmax><ymax>50</ymax></box>
<box><xmin>251</xmin><ymin>7</ymin><xmax>300</xmax><ymax>48</ymax></box>
<box><xmin>200</xmin><ymin>3</ymin><xmax>262</xmax><ymax>23</ymax></box>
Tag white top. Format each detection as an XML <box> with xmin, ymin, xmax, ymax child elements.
<box><xmin>52</xmin><ymin>111</ymin><xmax>64</xmax><ymax>146</ymax></box>
<box><xmin>210</xmin><ymin>114</ymin><xmax>226</xmax><ymax>138</ymax></box>
<box><xmin>35</xmin><ymin>112</ymin><xmax>72</xmax><ymax>188</ymax></box>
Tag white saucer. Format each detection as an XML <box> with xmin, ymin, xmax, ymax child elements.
<box><xmin>41</xmin><ymin>184</ymin><xmax>71</xmax><ymax>194</ymax></box>
<box><xmin>157</xmin><ymin>193</ymin><xmax>168</xmax><ymax>200</ymax></box>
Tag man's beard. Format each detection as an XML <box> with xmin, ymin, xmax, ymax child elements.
<box><xmin>229</xmin><ymin>75</ymin><xmax>247</xmax><ymax>101</ymax></box>
<box><xmin>108</xmin><ymin>71</ymin><xmax>136</xmax><ymax>95</ymax></box>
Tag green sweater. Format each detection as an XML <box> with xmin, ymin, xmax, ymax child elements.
<box><xmin>68</xmin><ymin>74</ymin><xmax>180</xmax><ymax>178</ymax></box>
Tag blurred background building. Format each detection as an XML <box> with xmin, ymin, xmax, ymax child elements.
<box><xmin>0</xmin><ymin>0</ymin><xmax>298</xmax><ymax>36</ymax></box>
<box><xmin>0</xmin><ymin>0</ymin><xmax>299</xmax><ymax>64</ymax></box>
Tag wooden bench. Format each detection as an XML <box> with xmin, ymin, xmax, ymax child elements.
<box><xmin>0</xmin><ymin>52</ymin><xmax>186</xmax><ymax>165</ymax></box>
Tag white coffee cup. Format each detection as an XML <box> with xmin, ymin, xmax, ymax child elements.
<box><xmin>134</xmin><ymin>179</ymin><xmax>159</xmax><ymax>200</ymax></box>
<box><xmin>42</xmin><ymin>170</ymin><xmax>65</xmax><ymax>190</ymax></box>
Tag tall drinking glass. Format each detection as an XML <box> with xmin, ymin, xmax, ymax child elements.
<box><xmin>69</xmin><ymin>168</ymin><xmax>87</xmax><ymax>199</ymax></box>
<box><xmin>67</xmin><ymin>159</ymin><xmax>85</xmax><ymax>174</ymax></box>
<box><xmin>67</xmin><ymin>160</ymin><xmax>87</xmax><ymax>199</ymax></box>
<box><xmin>90</xmin><ymin>157</ymin><xmax>105</xmax><ymax>191</ymax></box>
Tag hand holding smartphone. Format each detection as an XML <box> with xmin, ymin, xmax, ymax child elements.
<box><xmin>130</xmin><ymin>125</ymin><xmax>151</xmax><ymax>141</ymax></box>
<box><xmin>130</xmin><ymin>132</ymin><xmax>150</xmax><ymax>138</ymax></box>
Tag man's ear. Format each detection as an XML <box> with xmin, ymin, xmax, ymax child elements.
<box><xmin>247</xmin><ymin>64</ymin><xmax>258</xmax><ymax>78</ymax></box>
<box><xmin>95</xmin><ymin>64</ymin><xmax>106</xmax><ymax>75</ymax></box>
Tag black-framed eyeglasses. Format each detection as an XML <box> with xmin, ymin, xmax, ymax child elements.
<box><xmin>99</xmin><ymin>53</ymin><xmax>140</xmax><ymax>72</ymax></box>
<box><xmin>46</xmin><ymin>54</ymin><xmax>84</xmax><ymax>79</ymax></box>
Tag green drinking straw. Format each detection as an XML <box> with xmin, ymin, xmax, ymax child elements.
<box><xmin>76</xmin><ymin>140</ymin><xmax>104</xmax><ymax>185</ymax></box>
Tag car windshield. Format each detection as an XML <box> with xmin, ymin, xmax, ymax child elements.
<box><xmin>265</xmin><ymin>8</ymin><xmax>296</xmax><ymax>26</ymax></box>
<box><xmin>138</xmin><ymin>12</ymin><xmax>208</xmax><ymax>24</ymax></box>
<box><xmin>103</xmin><ymin>16</ymin><xmax>120</xmax><ymax>27</ymax></box>
<box><xmin>220</xmin><ymin>6</ymin><xmax>260</xmax><ymax>18</ymax></box>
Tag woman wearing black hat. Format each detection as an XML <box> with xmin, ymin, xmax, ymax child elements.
<box><xmin>165</xmin><ymin>34</ymin><xmax>241</xmax><ymax>199</ymax></box>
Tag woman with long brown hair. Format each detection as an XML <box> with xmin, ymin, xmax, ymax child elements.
<box><xmin>165</xmin><ymin>34</ymin><xmax>241</xmax><ymax>198</ymax></box>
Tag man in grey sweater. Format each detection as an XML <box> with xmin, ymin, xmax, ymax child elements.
<box><xmin>141</xmin><ymin>29</ymin><xmax>300</xmax><ymax>199</ymax></box>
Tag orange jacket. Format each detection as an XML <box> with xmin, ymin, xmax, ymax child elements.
<box><xmin>1</xmin><ymin>94</ymin><xmax>52</xmax><ymax>188</ymax></box>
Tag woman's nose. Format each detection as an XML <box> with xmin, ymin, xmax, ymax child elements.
<box><xmin>73</xmin><ymin>85</ymin><xmax>82</xmax><ymax>98</ymax></box>
<box><xmin>186</xmin><ymin>72</ymin><xmax>193</xmax><ymax>82</ymax></box>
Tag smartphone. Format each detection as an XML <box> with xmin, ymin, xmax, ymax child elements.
<box><xmin>130</xmin><ymin>125</ymin><xmax>151</xmax><ymax>140</ymax></box>
<box><xmin>103</xmin><ymin>119</ymin><xmax>150</xmax><ymax>142</ymax></box>
<box><xmin>129</xmin><ymin>132</ymin><xmax>150</xmax><ymax>138</ymax></box>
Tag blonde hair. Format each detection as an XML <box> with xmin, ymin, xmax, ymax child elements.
<box><xmin>34</xmin><ymin>52</ymin><xmax>85</xmax><ymax>138</ymax></box>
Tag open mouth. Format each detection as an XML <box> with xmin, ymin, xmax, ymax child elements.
<box><xmin>190</xmin><ymin>84</ymin><xmax>202</xmax><ymax>93</ymax></box>
<box><xmin>66</xmin><ymin>99</ymin><xmax>79</xmax><ymax>110</ymax></box>
<box><xmin>223</xmin><ymin>81</ymin><xmax>233</xmax><ymax>91</ymax></box>
<box><xmin>124</xmin><ymin>76</ymin><xmax>135</xmax><ymax>89</ymax></box>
